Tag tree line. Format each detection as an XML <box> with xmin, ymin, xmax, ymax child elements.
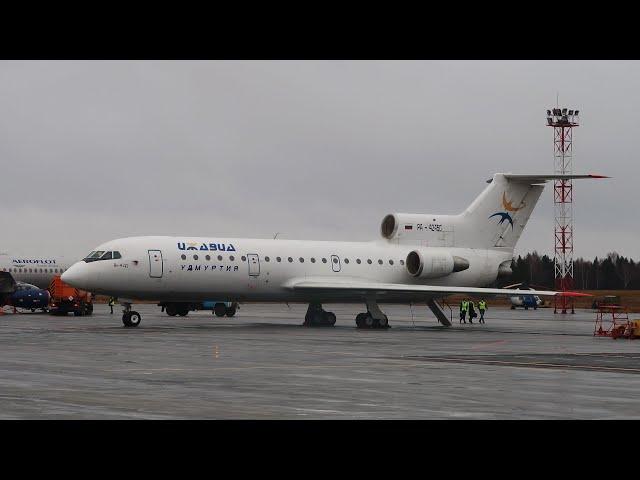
<box><xmin>500</xmin><ymin>252</ymin><xmax>640</xmax><ymax>290</ymax></box>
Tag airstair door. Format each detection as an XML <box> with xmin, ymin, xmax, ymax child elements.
<box><xmin>148</xmin><ymin>250</ymin><xmax>163</xmax><ymax>278</ymax></box>
<box><xmin>247</xmin><ymin>254</ymin><xmax>260</xmax><ymax>276</ymax></box>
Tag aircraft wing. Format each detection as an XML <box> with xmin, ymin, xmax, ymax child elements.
<box><xmin>284</xmin><ymin>277</ymin><xmax>589</xmax><ymax>298</ymax></box>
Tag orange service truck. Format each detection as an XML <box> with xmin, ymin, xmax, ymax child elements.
<box><xmin>48</xmin><ymin>275</ymin><xmax>94</xmax><ymax>316</ymax></box>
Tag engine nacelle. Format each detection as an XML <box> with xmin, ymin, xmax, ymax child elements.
<box><xmin>381</xmin><ymin>213</ymin><xmax>435</xmax><ymax>239</ymax></box>
<box><xmin>406</xmin><ymin>250</ymin><xmax>469</xmax><ymax>279</ymax></box>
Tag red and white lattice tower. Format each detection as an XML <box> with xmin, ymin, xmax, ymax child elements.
<box><xmin>546</xmin><ymin>107</ymin><xmax>579</xmax><ymax>314</ymax></box>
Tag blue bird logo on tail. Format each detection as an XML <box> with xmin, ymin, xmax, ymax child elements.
<box><xmin>489</xmin><ymin>191</ymin><xmax>520</xmax><ymax>229</ymax></box>
<box><xmin>488</xmin><ymin>211</ymin><xmax>514</xmax><ymax>229</ymax></box>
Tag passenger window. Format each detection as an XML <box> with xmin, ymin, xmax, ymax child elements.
<box><xmin>322</xmin><ymin>258</ymin><xmax>327</xmax><ymax>263</ymax></box>
<box><xmin>299</xmin><ymin>257</ymin><xmax>304</xmax><ymax>263</ymax></box>
<box><xmin>181</xmin><ymin>254</ymin><xmax>186</xmax><ymax>260</ymax></box>
<box><xmin>205</xmin><ymin>255</ymin><xmax>211</xmax><ymax>261</ymax></box>
<box><xmin>310</xmin><ymin>258</ymin><xmax>315</xmax><ymax>263</ymax></box>
<box><xmin>265</xmin><ymin>256</ymin><xmax>270</xmax><ymax>262</ymax></box>
<box><xmin>378</xmin><ymin>259</ymin><xmax>383</xmax><ymax>265</ymax></box>
<box><xmin>367</xmin><ymin>259</ymin><xmax>372</xmax><ymax>264</ymax></box>
<box><xmin>389</xmin><ymin>260</ymin><xmax>394</xmax><ymax>265</ymax></box>
<box><xmin>400</xmin><ymin>260</ymin><xmax>405</xmax><ymax>265</ymax></box>
<box><xmin>333</xmin><ymin>258</ymin><xmax>338</xmax><ymax>264</ymax></box>
<box><xmin>356</xmin><ymin>259</ymin><xmax>361</xmax><ymax>264</ymax></box>
<box><xmin>288</xmin><ymin>257</ymin><xmax>293</xmax><ymax>263</ymax></box>
<box><xmin>218</xmin><ymin>255</ymin><xmax>223</xmax><ymax>261</ymax></box>
<box><xmin>276</xmin><ymin>257</ymin><xmax>282</xmax><ymax>262</ymax></box>
<box><xmin>344</xmin><ymin>258</ymin><xmax>349</xmax><ymax>264</ymax></box>
<box><xmin>230</xmin><ymin>256</ymin><xmax>236</xmax><ymax>261</ymax></box>
<box><xmin>193</xmin><ymin>255</ymin><xmax>199</xmax><ymax>260</ymax></box>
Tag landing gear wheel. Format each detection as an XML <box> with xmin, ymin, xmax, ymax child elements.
<box><xmin>166</xmin><ymin>304</ymin><xmax>177</xmax><ymax>316</ymax></box>
<box><xmin>364</xmin><ymin>313</ymin><xmax>374</xmax><ymax>328</ymax></box>
<box><xmin>225</xmin><ymin>307</ymin><xmax>237</xmax><ymax>317</ymax></box>
<box><xmin>324</xmin><ymin>311</ymin><xmax>336</xmax><ymax>326</ymax></box>
<box><xmin>214</xmin><ymin>303</ymin><xmax>227</xmax><ymax>317</ymax></box>
<box><xmin>355</xmin><ymin>313</ymin><xmax>367</xmax><ymax>328</ymax></box>
<box><xmin>378</xmin><ymin>315</ymin><xmax>389</xmax><ymax>328</ymax></box>
<box><xmin>311</xmin><ymin>311</ymin><xmax>325</xmax><ymax>325</ymax></box>
<box><xmin>123</xmin><ymin>311</ymin><xmax>141</xmax><ymax>328</ymax></box>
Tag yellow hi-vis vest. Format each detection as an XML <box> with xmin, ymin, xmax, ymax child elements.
<box><xmin>479</xmin><ymin>301</ymin><xmax>486</xmax><ymax>310</ymax></box>
<box><xmin>461</xmin><ymin>301</ymin><xmax>469</xmax><ymax>311</ymax></box>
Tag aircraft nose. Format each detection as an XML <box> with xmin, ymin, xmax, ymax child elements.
<box><xmin>61</xmin><ymin>262</ymin><xmax>88</xmax><ymax>288</ymax></box>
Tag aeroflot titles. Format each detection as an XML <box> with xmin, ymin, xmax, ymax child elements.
<box><xmin>12</xmin><ymin>259</ymin><xmax>57</xmax><ymax>264</ymax></box>
<box><xmin>177</xmin><ymin>242</ymin><xmax>236</xmax><ymax>252</ymax></box>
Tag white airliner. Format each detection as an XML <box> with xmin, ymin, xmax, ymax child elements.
<box><xmin>0</xmin><ymin>253</ymin><xmax>70</xmax><ymax>289</ymax></box>
<box><xmin>62</xmin><ymin>173</ymin><xmax>602</xmax><ymax>328</ymax></box>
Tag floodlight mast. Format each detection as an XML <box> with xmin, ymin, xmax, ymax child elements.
<box><xmin>546</xmin><ymin>107</ymin><xmax>580</xmax><ymax>313</ymax></box>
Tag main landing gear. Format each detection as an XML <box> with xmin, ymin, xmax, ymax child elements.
<box><xmin>165</xmin><ymin>303</ymin><xmax>189</xmax><ymax>317</ymax></box>
<box><xmin>122</xmin><ymin>303</ymin><xmax>142</xmax><ymax>328</ymax></box>
<box><xmin>355</xmin><ymin>299</ymin><xmax>389</xmax><ymax>329</ymax></box>
<box><xmin>303</xmin><ymin>302</ymin><xmax>337</xmax><ymax>327</ymax></box>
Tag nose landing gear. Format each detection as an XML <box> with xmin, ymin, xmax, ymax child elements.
<box><xmin>122</xmin><ymin>303</ymin><xmax>142</xmax><ymax>327</ymax></box>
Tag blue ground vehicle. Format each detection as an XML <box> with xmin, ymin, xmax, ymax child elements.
<box><xmin>509</xmin><ymin>293</ymin><xmax>541</xmax><ymax>310</ymax></box>
<box><xmin>2</xmin><ymin>282</ymin><xmax>50</xmax><ymax>312</ymax></box>
<box><xmin>160</xmin><ymin>301</ymin><xmax>238</xmax><ymax>317</ymax></box>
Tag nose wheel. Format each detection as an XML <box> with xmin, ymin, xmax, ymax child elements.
<box><xmin>122</xmin><ymin>303</ymin><xmax>142</xmax><ymax>327</ymax></box>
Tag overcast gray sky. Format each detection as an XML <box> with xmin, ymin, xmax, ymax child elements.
<box><xmin>0</xmin><ymin>60</ymin><xmax>636</xmax><ymax>260</ymax></box>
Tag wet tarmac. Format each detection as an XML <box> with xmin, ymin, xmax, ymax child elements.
<box><xmin>1</xmin><ymin>303</ymin><xmax>639</xmax><ymax>418</ymax></box>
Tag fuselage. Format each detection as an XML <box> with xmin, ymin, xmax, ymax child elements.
<box><xmin>0</xmin><ymin>254</ymin><xmax>70</xmax><ymax>289</ymax></box>
<box><xmin>62</xmin><ymin>236</ymin><xmax>513</xmax><ymax>303</ymax></box>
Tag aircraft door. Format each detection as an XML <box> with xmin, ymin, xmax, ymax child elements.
<box><xmin>330</xmin><ymin>255</ymin><xmax>341</xmax><ymax>272</ymax></box>
<box><xmin>247</xmin><ymin>254</ymin><xmax>260</xmax><ymax>276</ymax></box>
<box><xmin>148</xmin><ymin>250</ymin><xmax>163</xmax><ymax>278</ymax></box>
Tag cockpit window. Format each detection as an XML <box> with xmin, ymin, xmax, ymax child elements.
<box><xmin>83</xmin><ymin>250</ymin><xmax>122</xmax><ymax>262</ymax></box>
<box><xmin>83</xmin><ymin>250</ymin><xmax>107</xmax><ymax>263</ymax></box>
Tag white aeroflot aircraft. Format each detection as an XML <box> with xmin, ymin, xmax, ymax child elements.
<box><xmin>0</xmin><ymin>253</ymin><xmax>70</xmax><ymax>289</ymax></box>
<box><xmin>62</xmin><ymin>173</ymin><xmax>602</xmax><ymax>328</ymax></box>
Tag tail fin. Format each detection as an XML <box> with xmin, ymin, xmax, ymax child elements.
<box><xmin>457</xmin><ymin>173</ymin><xmax>607</xmax><ymax>250</ymax></box>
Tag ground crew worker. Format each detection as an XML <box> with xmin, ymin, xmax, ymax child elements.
<box><xmin>108</xmin><ymin>297</ymin><xmax>116</xmax><ymax>314</ymax></box>
<box><xmin>478</xmin><ymin>299</ymin><xmax>487</xmax><ymax>324</ymax></box>
<box><xmin>460</xmin><ymin>299</ymin><xmax>468</xmax><ymax>323</ymax></box>
<box><xmin>468</xmin><ymin>300</ymin><xmax>476</xmax><ymax>324</ymax></box>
